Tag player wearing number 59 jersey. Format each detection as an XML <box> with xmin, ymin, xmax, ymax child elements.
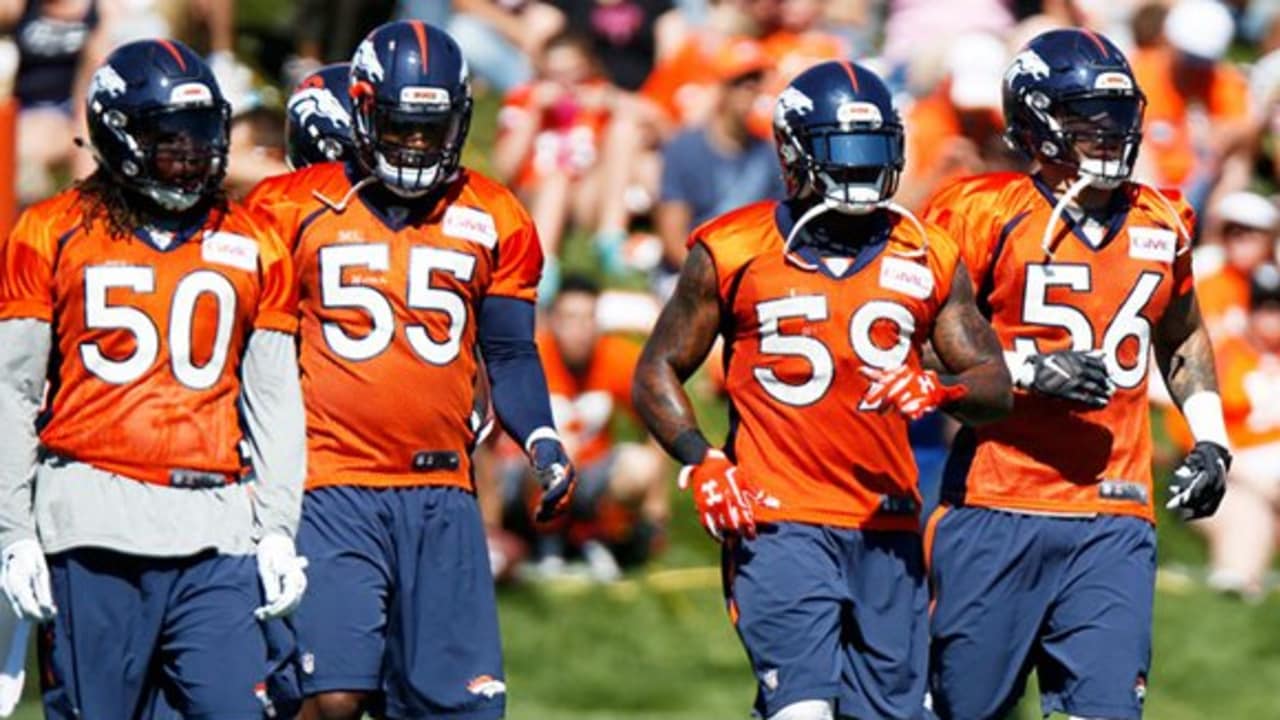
<box><xmin>247</xmin><ymin>21</ymin><xmax>573</xmax><ymax>720</ymax></box>
<box><xmin>635</xmin><ymin>61</ymin><xmax>1011</xmax><ymax>720</ymax></box>
<box><xmin>0</xmin><ymin>40</ymin><xmax>307</xmax><ymax>719</ymax></box>
<box><xmin>922</xmin><ymin>29</ymin><xmax>1232</xmax><ymax>720</ymax></box>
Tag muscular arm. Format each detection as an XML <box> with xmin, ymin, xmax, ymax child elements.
<box><xmin>1154</xmin><ymin>290</ymin><xmax>1222</xmax><ymax>414</ymax></box>
<box><xmin>632</xmin><ymin>243</ymin><xmax>721</xmax><ymax>464</ymax></box>
<box><xmin>928</xmin><ymin>262</ymin><xmax>1013</xmax><ymax>425</ymax></box>
<box><xmin>0</xmin><ymin>319</ymin><xmax>50</xmax><ymax>549</ymax></box>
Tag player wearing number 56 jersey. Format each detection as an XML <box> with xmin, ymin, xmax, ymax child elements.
<box><xmin>634</xmin><ymin>61</ymin><xmax>1011</xmax><ymax>720</ymax></box>
<box><xmin>247</xmin><ymin>20</ymin><xmax>573</xmax><ymax>720</ymax></box>
<box><xmin>0</xmin><ymin>40</ymin><xmax>308</xmax><ymax>719</ymax></box>
<box><xmin>922</xmin><ymin>29</ymin><xmax>1232</xmax><ymax>720</ymax></box>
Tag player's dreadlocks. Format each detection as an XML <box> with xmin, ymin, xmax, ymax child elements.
<box><xmin>73</xmin><ymin>168</ymin><xmax>228</xmax><ymax>240</ymax></box>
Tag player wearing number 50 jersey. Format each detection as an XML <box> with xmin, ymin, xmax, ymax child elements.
<box><xmin>634</xmin><ymin>61</ymin><xmax>1011</xmax><ymax>720</ymax></box>
<box><xmin>922</xmin><ymin>29</ymin><xmax>1232</xmax><ymax>720</ymax></box>
<box><xmin>0</xmin><ymin>40</ymin><xmax>307</xmax><ymax>719</ymax></box>
<box><xmin>247</xmin><ymin>20</ymin><xmax>574</xmax><ymax>720</ymax></box>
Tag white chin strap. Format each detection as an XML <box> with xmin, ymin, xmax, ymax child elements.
<box><xmin>1041</xmin><ymin>172</ymin><xmax>1094</xmax><ymax>258</ymax></box>
<box><xmin>374</xmin><ymin>152</ymin><xmax>440</xmax><ymax>198</ymax></box>
<box><xmin>782</xmin><ymin>195</ymin><xmax>930</xmax><ymax>259</ymax></box>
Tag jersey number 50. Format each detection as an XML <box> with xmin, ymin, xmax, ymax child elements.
<box><xmin>753</xmin><ymin>296</ymin><xmax>916</xmax><ymax>407</ymax></box>
<box><xmin>81</xmin><ymin>266</ymin><xmax>236</xmax><ymax>389</ymax></box>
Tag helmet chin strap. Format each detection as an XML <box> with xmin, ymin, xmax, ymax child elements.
<box><xmin>1041</xmin><ymin>172</ymin><xmax>1094</xmax><ymax>258</ymax></box>
<box><xmin>781</xmin><ymin>195</ymin><xmax>930</xmax><ymax>259</ymax></box>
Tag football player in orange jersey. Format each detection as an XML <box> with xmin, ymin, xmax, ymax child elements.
<box><xmin>634</xmin><ymin>61</ymin><xmax>1011</xmax><ymax>720</ymax></box>
<box><xmin>0</xmin><ymin>40</ymin><xmax>308</xmax><ymax>718</ymax></box>
<box><xmin>921</xmin><ymin>29</ymin><xmax>1232</xmax><ymax>720</ymax></box>
<box><xmin>247</xmin><ymin>21</ymin><xmax>574</xmax><ymax>720</ymax></box>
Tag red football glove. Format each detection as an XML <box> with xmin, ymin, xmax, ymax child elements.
<box><xmin>677</xmin><ymin>450</ymin><xmax>778</xmax><ymax>542</ymax></box>
<box><xmin>860</xmin><ymin>365</ymin><xmax>969</xmax><ymax>421</ymax></box>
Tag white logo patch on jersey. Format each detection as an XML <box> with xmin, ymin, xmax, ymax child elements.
<box><xmin>879</xmin><ymin>257</ymin><xmax>934</xmax><ymax>299</ymax></box>
<box><xmin>202</xmin><ymin>232</ymin><xmax>259</xmax><ymax>272</ymax></box>
<box><xmin>353</xmin><ymin>38</ymin><xmax>385</xmax><ymax>82</ymax></box>
<box><xmin>1128</xmin><ymin>227</ymin><xmax>1176</xmax><ymax>263</ymax></box>
<box><xmin>443</xmin><ymin>206</ymin><xmax>498</xmax><ymax>249</ymax></box>
<box><xmin>1004</xmin><ymin>50</ymin><xmax>1051</xmax><ymax>86</ymax></box>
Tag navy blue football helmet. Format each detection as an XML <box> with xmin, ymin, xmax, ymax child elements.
<box><xmin>773</xmin><ymin>61</ymin><xmax>905</xmax><ymax>214</ymax></box>
<box><xmin>286</xmin><ymin>63</ymin><xmax>354</xmax><ymax>169</ymax></box>
<box><xmin>1003</xmin><ymin>28</ymin><xmax>1146</xmax><ymax>189</ymax></box>
<box><xmin>85</xmin><ymin>39</ymin><xmax>230</xmax><ymax>211</ymax></box>
<box><xmin>349</xmin><ymin>20</ymin><xmax>472</xmax><ymax>197</ymax></box>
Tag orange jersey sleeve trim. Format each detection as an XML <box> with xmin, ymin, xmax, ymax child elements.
<box><xmin>0</xmin><ymin>192</ymin><xmax>77</xmax><ymax>321</ymax></box>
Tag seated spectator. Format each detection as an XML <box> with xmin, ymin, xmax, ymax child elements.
<box><xmin>544</xmin><ymin>0</ymin><xmax>686</xmax><ymax>93</ymax></box>
<box><xmin>654</xmin><ymin>37</ymin><xmax>783</xmax><ymax>294</ymax></box>
<box><xmin>503</xmin><ymin>276</ymin><xmax>668</xmax><ymax>580</ymax></box>
<box><xmin>1131</xmin><ymin>0</ymin><xmax>1252</xmax><ymax>209</ymax></box>
<box><xmin>1195</xmin><ymin>191</ymin><xmax>1278</xmax><ymax>338</ymax></box>
<box><xmin>2</xmin><ymin>0</ymin><xmax>112</xmax><ymax>203</ymax></box>
<box><xmin>493</xmin><ymin>31</ymin><xmax>617</xmax><ymax>265</ymax></box>
<box><xmin>1196</xmin><ymin>264</ymin><xmax>1280</xmax><ymax>602</ymax></box>
<box><xmin>446</xmin><ymin>0</ymin><xmax>564</xmax><ymax>93</ymax></box>
<box><xmin>898</xmin><ymin>32</ymin><xmax>1019</xmax><ymax>210</ymax></box>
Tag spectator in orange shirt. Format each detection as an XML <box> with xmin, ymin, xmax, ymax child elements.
<box><xmin>1196</xmin><ymin>191</ymin><xmax>1278</xmax><ymax>339</ymax></box>
<box><xmin>508</xmin><ymin>276</ymin><xmax>669</xmax><ymax>579</ymax></box>
<box><xmin>898</xmin><ymin>32</ymin><xmax>1022</xmax><ymax>210</ymax></box>
<box><xmin>1130</xmin><ymin>0</ymin><xmax>1252</xmax><ymax>209</ymax></box>
<box><xmin>746</xmin><ymin>0</ymin><xmax>848</xmax><ymax>139</ymax></box>
<box><xmin>494</xmin><ymin>32</ymin><xmax>617</xmax><ymax>265</ymax></box>
<box><xmin>1197</xmin><ymin>265</ymin><xmax>1280</xmax><ymax>601</ymax></box>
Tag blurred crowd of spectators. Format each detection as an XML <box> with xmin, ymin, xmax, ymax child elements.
<box><xmin>3</xmin><ymin>0</ymin><xmax>1280</xmax><ymax>588</ymax></box>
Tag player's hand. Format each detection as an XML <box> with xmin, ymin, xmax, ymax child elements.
<box><xmin>1016</xmin><ymin>350</ymin><xmax>1113</xmax><ymax>407</ymax></box>
<box><xmin>677</xmin><ymin>450</ymin><xmax>778</xmax><ymax>542</ymax></box>
<box><xmin>530</xmin><ymin>437</ymin><xmax>577</xmax><ymax>523</ymax></box>
<box><xmin>0</xmin><ymin>539</ymin><xmax>55</xmax><ymax>622</ymax></box>
<box><xmin>254</xmin><ymin>534</ymin><xmax>308</xmax><ymax>621</ymax></box>
<box><xmin>860</xmin><ymin>365</ymin><xmax>969</xmax><ymax>421</ymax></box>
<box><xmin>1167</xmin><ymin>441</ymin><xmax>1232</xmax><ymax>520</ymax></box>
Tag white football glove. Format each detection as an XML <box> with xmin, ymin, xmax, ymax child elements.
<box><xmin>254</xmin><ymin>534</ymin><xmax>308</xmax><ymax>621</ymax></box>
<box><xmin>0</xmin><ymin>540</ymin><xmax>54</xmax><ymax>622</ymax></box>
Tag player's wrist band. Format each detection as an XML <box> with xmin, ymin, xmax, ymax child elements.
<box><xmin>1181</xmin><ymin>391</ymin><xmax>1231</xmax><ymax>450</ymax></box>
<box><xmin>523</xmin><ymin>426</ymin><xmax>561</xmax><ymax>454</ymax></box>
<box><xmin>673</xmin><ymin>429</ymin><xmax>712</xmax><ymax>466</ymax></box>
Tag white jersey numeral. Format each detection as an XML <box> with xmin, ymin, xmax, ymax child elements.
<box><xmin>752</xmin><ymin>295</ymin><xmax>916</xmax><ymax>407</ymax></box>
<box><xmin>80</xmin><ymin>265</ymin><xmax>238</xmax><ymax>389</ymax></box>
<box><xmin>319</xmin><ymin>243</ymin><xmax>477</xmax><ymax>364</ymax></box>
<box><xmin>1014</xmin><ymin>264</ymin><xmax>1162</xmax><ymax>389</ymax></box>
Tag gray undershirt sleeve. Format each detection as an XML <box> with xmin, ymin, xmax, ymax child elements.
<box><xmin>239</xmin><ymin>329</ymin><xmax>306</xmax><ymax>539</ymax></box>
<box><xmin>0</xmin><ymin>319</ymin><xmax>50</xmax><ymax>550</ymax></box>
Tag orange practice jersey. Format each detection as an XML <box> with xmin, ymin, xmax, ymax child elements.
<box><xmin>1196</xmin><ymin>265</ymin><xmax>1250</xmax><ymax>339</ymax></box>
<box><xmin>694</xmin><ymin>201</ymin><xmax>961</xmax><ymax>531</ymax></box>
<box><xmin>1215</xmin><ymin>336</ymin><xmax>1280</xmax><ymax>449</ymax></box>
<box><xmin>0</xmin><ymin>191</ymin><xmax>297</xmax><ymax>485</ymax></box>
<box><xmin>538</xmin><ymin>331</ymin><xmax>641</xmax><ymax>466</ymax></box>
<box><xmin>924</xmin><ymin>173</ymin><xmax>1196</xmax><ymax>522</ymax></box>
<box><xmin>498</xmin><ymin>81</ymin><xmax>612</xmax><ymax>190</ymax></box>
<box><xmin>247</xmin><ymin>163</ymin><xmax>543</xmax><ymax>491</ymax></box>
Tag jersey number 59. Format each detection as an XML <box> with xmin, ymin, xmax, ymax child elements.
<box><xmin>753</xmin><ymin>296</ymin><xmax>916</xmax><ymax>407</ymax></box>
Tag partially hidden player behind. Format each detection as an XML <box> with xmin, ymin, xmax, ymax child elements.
<box><xmin>633</xmin><ymin>61</ymin><xmax>1012</xmax><ymax>720</ymax></box>
<box><xmin>285</xmin><ymin>62</ymin><xmax>356</xmax><ymax>170</ymax></box>
<box><xmin>921</xmin><ymin>29</ymin><xmax>1233</xmax><ymax>720</ymax></box>
<box><xmin>247</xmin><ymin>20</ymin><xmax>575</xmax><ymax>720</ymax></box>
<box><xmin>0</xmin><ymin>39</ymin><xmax>308</xmax><ymax>718</ymax></box>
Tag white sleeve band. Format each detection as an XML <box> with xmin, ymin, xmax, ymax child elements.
<box><xmin>523</xmin><ymin>426</ymin><xmax>561</xmax><ymax>454</ymax></box>
<box><xmin>1181</xmin><ymin>391</ymin><xmax>1231</xmax><ymax>450</ymax></box>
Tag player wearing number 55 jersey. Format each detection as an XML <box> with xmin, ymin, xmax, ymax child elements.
<box><xmin>0</xmin><ymin>40</ymin><xmax>308</xmax><ymax>719</ymax></box>
<box><xmin>634</xmin><ymin>62</ymin><xmax>1011</xmax><ymax>720</ymax></box>
<box><xmin>247</xmin><ymin>20</ymin><xmax>574</xmax><ymax>720</ymax></box>
<box><xmin>922</xmin><ymin>29</ymin><xmax>1232</xmax><ymax>720</ymax></box>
